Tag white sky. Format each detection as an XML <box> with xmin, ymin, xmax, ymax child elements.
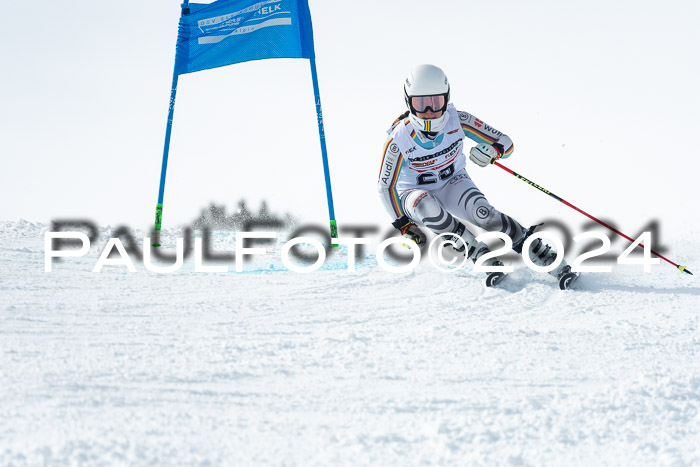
<box><xmin>1</xmin><ymin>0</ymin><xmax>699</xmax><ymax>240</ymax></box>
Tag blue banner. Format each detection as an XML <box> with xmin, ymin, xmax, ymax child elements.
<box><xmin>175</xmin><ymin>0</ymin><xmax>315</xmax><ymax>75</ymax></box>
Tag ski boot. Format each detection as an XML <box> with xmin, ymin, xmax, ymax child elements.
<box><xmin>441</xmin><ymin>223</ymin><xmax>509</xmax><ymax>287</ymax></box>
<box><xmin>472</xmin><ymin>245</ymin><xmax>508</xmax><ymax>288</ymax></box>
<box><xmin>514</xmin><ymin>225</ymin><xmax>579</xmax><ymax>290</ymax></box>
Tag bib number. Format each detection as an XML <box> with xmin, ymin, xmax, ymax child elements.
<box><xmin>417</xmin><ymin>163</ymin><xmax>455</xmax><ymax>185</ymax></box>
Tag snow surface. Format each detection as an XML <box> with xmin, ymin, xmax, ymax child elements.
<box><xmin>1</xmin><ymin>220</ymin><xmax>699</xmax><ymax>465</ymax></box>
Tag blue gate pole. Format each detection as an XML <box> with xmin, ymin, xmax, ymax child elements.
<box><xmin>153</xmin><ymin>1</ymin><xmax>189</xmax><ymax>247</ymax></box>
<box><xmin>308</xmin><ymin>57</ymin><xmax>338</xmax><ymax>244</ymax></box>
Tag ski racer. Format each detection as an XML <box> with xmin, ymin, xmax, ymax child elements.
<box><xmin>377</xmin><ymin>64</ymin><xmax>576</xmax><ymax>288</ymax></box>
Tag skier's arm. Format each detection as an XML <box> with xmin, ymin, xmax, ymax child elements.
<box><xmin>376</xmin><ymin>141</ymin><xmax>426</xmax><ymax>245</ymax></box>
<box><xmin>457</xmin><ymin>110</ymin><xmax>514</xmax><ymax>160</ymax></box>
<box><xmin>376</xmin><ymin>136</ymin><xmax>406</xmax><ymax>220</ymax></box>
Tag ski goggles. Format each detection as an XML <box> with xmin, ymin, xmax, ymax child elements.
<box><xmin>408</xmin><ymin>94</ymin><xmax>448</xmax><ymax>114</ymax></box>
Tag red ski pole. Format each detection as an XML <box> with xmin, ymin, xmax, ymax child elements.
<box><xmin>493</xmin><ymin>161</ymin><xmax>692</xmax><ymax>275</ymax></box>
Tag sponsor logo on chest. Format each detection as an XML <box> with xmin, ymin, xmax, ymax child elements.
<box><xmin>412</xmin><ymin>159</ymin><xmax>437</xmax><ymax>168</ymax></box>
<box><xmin>407</xmin><ymin>139</ymin><xmax>462</xmax><ymax>168</ymax></box>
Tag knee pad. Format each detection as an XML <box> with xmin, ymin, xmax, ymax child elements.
<box><xmin>403</xmin><ymin>191</ymin><xmax>455</xmax><ymax>234</ymax></box>
<box><xmin>404</xmin><ymin>191</ymin><xmax>441</xmax><ymax>219</ymax></box>
<box><xmin>411</xmin><ymin>192</ymin><xmax>444</xmax><ymax>219</ymax></box>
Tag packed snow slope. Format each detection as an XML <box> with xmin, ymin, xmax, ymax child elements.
<box><xmin>1</xmin><ymin>220</ymin><xmax>699</xmax><ymax>465</ymax></box>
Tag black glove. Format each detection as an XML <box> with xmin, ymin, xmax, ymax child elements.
<box><xmin>392</xmin><ymin>216</ymin><xmax>426</xmax><ymax>246</ymax></box>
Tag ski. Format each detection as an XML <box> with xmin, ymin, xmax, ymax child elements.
<box><xmin>484</xmin><ymin>260</ymin><xmax>508</xmax><ymax>288</ymax></box>
<box><xmin>558</xmin><ymin>272</ymin><xmax>579</xmax><ymax>290</ymax></box>
<box><xmin>485</xmin><ymin>270</ymin><xmax>508</xmax><ymax>287</ymax></box>
<box><xmin>557</xmin><ymin>265</ymin><xmax>580</xmax><ymax>290</ymax></box>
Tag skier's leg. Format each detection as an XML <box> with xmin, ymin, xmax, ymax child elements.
<box><xmin>401</xmin><ymin>189</ymin><xmax>458</xmax><ymax>235</ymax></box>
<box><xmin>401</xmin><ymin>189</ymin><xmax>491</xmax><ymax>262</ymax></box>
<box><xmin>440</xmin><ymin>171</ymin><xmax>569</xmax><ymax>278</ymax></box>
<box><xmin>439</xmin><ymin>171</ymin><xmax>526</xmax><ymax>245</ymax></box>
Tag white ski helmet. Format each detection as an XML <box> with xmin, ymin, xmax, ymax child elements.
<box><xmin>404</xmin><ymin>64</ymin><xmax>451</xmax><ymax>134</ymax></box>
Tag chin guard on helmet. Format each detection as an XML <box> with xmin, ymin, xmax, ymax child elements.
<box><xmin>408</xmin><ymin>111</ymin><xmax>450</xmax><ymax>135</ymax></box>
